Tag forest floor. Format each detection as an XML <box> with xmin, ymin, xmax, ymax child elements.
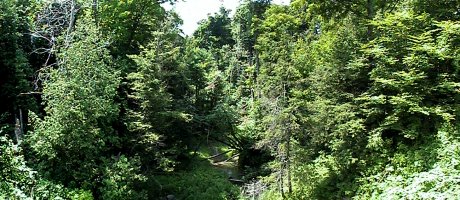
<box><xmin>150</xmin><ymin>141</ymin><xmax>242</xmax><ymax>199</ymax></box>
<box><xmin>205</xmin><ymin>143</ymin><xmax>241</xmax><ymax>180</ymax></box>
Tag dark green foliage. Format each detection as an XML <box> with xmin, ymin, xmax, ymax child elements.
<box><xmin>232</xmin><ymin>0</ymin><xmax>271</xmax><ymax>60</ymax></box>
<box><xmin>98</xmin><ymin>0</ymin><xmax>168</xmax><ymax>56</ymax></box>
<box><xmin>194</xmin><ymin>7</ymin><xmax>235</xmax><ymax>49</ymax></box>
<box><xmin>412</xmin><ymin>0</ymin><xmax>460</xmax><ymax>20</ymax></box>
<box><xmin>0</xmin><ymin>0</ymin><xmax>35</xmax><ymax>136</ymax></box>
<box><xmin>150</xmin><ymin>159</ymin><xmax>240</xmax><ymax>200</ymax></box>
<box><xmin>127</xmin><ymin>13</ymin><xmax>192</xmax><ymax>170</ymax></box>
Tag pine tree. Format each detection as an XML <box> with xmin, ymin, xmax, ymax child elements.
<box><xmin>127</xmin><ymin>13</ymin><xmax>191</xmax><ymax>170</ymax></box>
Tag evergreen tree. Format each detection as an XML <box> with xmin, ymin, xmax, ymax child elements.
<box><xmin>194</xmin><ymin>7</ymin><xmax>235</xmax><ymax>50</ymax></box>
<box><xmin>29</xmin><ymin>16</ymin><xmax>120</xmax><ymax>188</ymax></box>
<box><xmin>128</xmin><ymin>12</ymin><xmax>191</xmax><ymax>169</ymax></box>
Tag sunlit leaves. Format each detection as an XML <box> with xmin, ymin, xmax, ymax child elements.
<box><xmin>29</xmin><ymin>18</ymin><xmax>120</xmax><ymax>186</ymax></box>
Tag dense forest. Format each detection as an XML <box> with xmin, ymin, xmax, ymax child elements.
<box><xmin>1</xmin><ymin>0</ymin><xmax>460</xmax><ymax>199</ymax></box>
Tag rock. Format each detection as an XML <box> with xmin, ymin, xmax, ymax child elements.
<box><xmin>166</xmin><ymin>194</ymin><xmax>175</xmax><ymax>200</ymax></box>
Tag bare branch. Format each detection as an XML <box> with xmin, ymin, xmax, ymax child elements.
<box><xmin>28</xmin><ymin>0</ymin><xmax>79</xmax><ymax>93</ymax></box>
<box><xmin>17</xmin><ymin>92</ymin><xmax>43</xmax><ymax>96</ymax></box>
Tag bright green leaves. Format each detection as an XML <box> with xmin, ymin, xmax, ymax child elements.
<box><xmin>256</xmin><ymin>5</ymin><xmax>300</xmax><ymax>62</ymax></box>
<box><xmin>232</xmin><ymin>0</ymin><xmax>270</xmax><ymax>50</ymax></box>
<box><xmin>358</xmin><ymin>12</ymin><xmax>460</xmax><ymax>144</ymax></box>
<box><xmin>29</xmin><ymin>18</ymin><xmax>120</xmax><ymax>187</ymax></box>
<box><xmin>351</xmin><ymin>10</ymin><xmax>460</xmax><ymax>199</ymax></box>
<box><xmin>0</xmin><ymin>136</ymin><xmax>93</xmax><ymax>199</ymax></box>
<box><xmin>100</xmin><ymin>156</ymin><xmax>147</xmax><ymax>200</ymax></box>
<box><xmin>2</xmin><ymin>0</ymin><xmax>459</xmax><ymax>199</ymax></box>
<box><xmin>356</xmin><ymin>124</ymin><xmax>460</xmax><ymax>199</ymax></box>
<box><xmin>0</xmin><ymin>136</ymin><xmax>36</xmax><ymax>198</ymax></box>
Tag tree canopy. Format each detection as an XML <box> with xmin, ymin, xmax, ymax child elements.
<box><xmin>1</xmin><ymin>0</ymin><xmax>460</xmax><ymax>199</ymax></box>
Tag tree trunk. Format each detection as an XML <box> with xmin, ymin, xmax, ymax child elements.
<box><xmin>92</xmin><ymin>0</ymin><xmax>98</xmax><ymax>25</ymax></box>
<box><xmin>19</xmin><ymin>109</ymin><xmax>24</xmax><ymax>139</ymax></box>
<box><xmin>366</xmin><ymin>0</ymin><xmax>375</xmax><ymax>40</ymax></box>
<box><xmin>280</xmin><ymin>163</ymin><xmax>285</xmax><ymax>198</ymax></box>
<box><xmin>286</xmin><ymin>126</ymin><xmax>292</xmax><ymax>194</ymax></box>
<box><xmin>65</xmin><ymin>0</ymin><xmax>76</xmax><ymax>47</ymax></box>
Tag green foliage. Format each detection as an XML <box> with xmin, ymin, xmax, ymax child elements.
<box><xmin>151</xmin><ymin>160</ymin><xmax>240</xmax><ymax>200</ymax></box>
<box><xmin>358</xmin><ymin>12</ymin><xmax>459</xmax><ymax>148</ymax></box>
<box><xmin>0</xmin><ymin>0</ymin><xmax>35</xmax><ymax>134</ymax></box>
<box><xmin>412</xmin><ymin>0</ymin><xmax>460</xmax><ymax>20</ymax></box>
<box><xmin>232</xmin><ymin>0</ymin><xmax>271</xmax><ymax>60</ymax></box>
<box><xmin>127</xmin><ymin>13</ymin><xmax>191</xmax><ymax>170</ymax></box>
<box><xmin>0</xmin><ymin>136</ymin><xmax>37</xmax><ymax>198</ymax></box>
<box><xmin>100</xmin><ymin>156</ymin><xmax>147</xmax><ymax>200</ymax></box>
<box><xmin>29</xmin><ymin>17</ymin><xmax>120</xmax><ymax>187</ymax></box>
<box><xmin>194</xmin><ymin>7</ymin><xmax>235</xmax><ymax>49</ymax></box>
<box><xmin>282</xmin><ymin>5</ymin><xmax>460</xmax><ymax>200</ymax></box>
<box><xmin>349</xmin><ymin>11</ymin><xmax>460</xmax><ymax>199</ymax></box>
<box><xmin>355</xmin><ymin>124</ymin><xmax>460</xmax><ymax>199</ymax></box>
<box><xmin>98</xmin><ymin>0</ymin><xmax>168</xmax><ymax>55</ymax></box>
<box><xmin>0</xmin><ymin>136</ymin><xmax>93</xmax><ymax>199</ymax></box>
<box><xmin>3</xmin><ymin>0</ymin><xmax>460</xmax><ymax>199</ymax></box>
<box><xmin>250</xmin><ymin>1</ymin><xmax>460</xmax><ymax>199</ymax></box>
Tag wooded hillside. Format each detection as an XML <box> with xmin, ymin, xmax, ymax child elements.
<box><xmin>1</xmin><ymin>0</ymin><xmax>460</xmax><ymax>199</ymax></box>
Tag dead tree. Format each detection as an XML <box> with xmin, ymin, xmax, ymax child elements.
<box><xmin>14</xmin><ymin>110</ymin><xmax>23</xmax><ymax>145</ymax></box>
<box><xmin>242</xmin><ymin>179</ymin><xmax>268</xmax><ymax>200</ymax></box>
<box><xmin>30</xmin><ymin>0</ymin><xmax>79</xmax><ymax>90</ymax></box>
